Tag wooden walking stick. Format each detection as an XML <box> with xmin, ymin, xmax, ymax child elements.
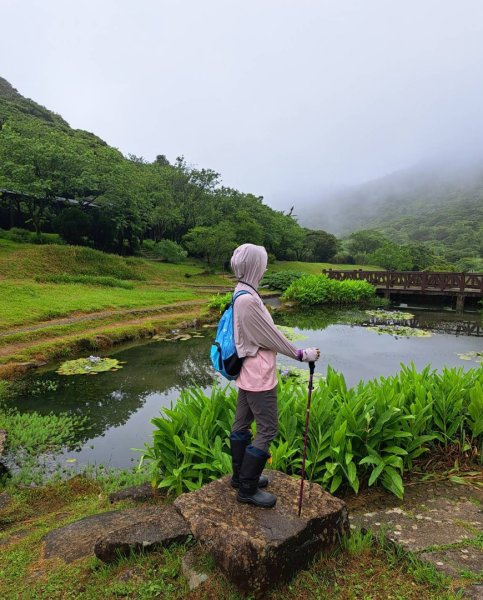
<box><xmin>298</xmin><ymin>361</ymin><xmax>315</xmax><ymax>517</ymax></box>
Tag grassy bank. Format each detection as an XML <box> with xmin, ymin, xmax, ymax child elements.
<box><xmin>0</xmin><ymin>475</ymin><xmax>468</xmax><ymax>599</ymax></box>
<box><xmin>0</xmin><ymin>241</ymin><xmax>231</xmax><ymax>372</ymax></box>
<box><xmin>269</xmin><ymin>260</ymin><xmax>380</xmax><ymax>274</ymax></box>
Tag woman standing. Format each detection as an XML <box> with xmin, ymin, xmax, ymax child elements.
<box><xmin>229</xmin><ymin>244</ymin><xmax>320</xmax><ymax>508</ymax></box>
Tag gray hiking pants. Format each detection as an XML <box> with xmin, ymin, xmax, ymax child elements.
<box><xmin>232</xmin><ymin>386</ymin><xmax>278</xmax><ymax>453</ymax></box>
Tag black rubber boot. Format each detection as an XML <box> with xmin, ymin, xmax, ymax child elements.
<box><xmin>237</xmin><ymin>446</ymin><xmax>276</xmax><ymax>508</ymax></box>
<box><xmin>230</xmin><ymin>432</ymin><xmax>268</xmax><ymax>489</ymax></box>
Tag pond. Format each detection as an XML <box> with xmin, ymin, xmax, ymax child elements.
<box><xmin>3</xmin><ymin>308</ymin><xmax>482</xmax><ymax>472</ymax></box>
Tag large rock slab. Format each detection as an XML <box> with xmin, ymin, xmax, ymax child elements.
<box><xmin>95</xmin><ymin>505</ymin><xmax>191</xmax><ymax>562</ymax></box>
<box><xmin>174</xmin><ymin>470</ymin><xmax>349</xmax><ymax>597</ymax></box>
<box><xmin>349</xmin><ymin>479</ymin><xmax>483</xmax><ymax>584</ymax></box>
<box><xmin>42</xmin><ymin>506</ymin><xmax>190</xmax><ymax>563</ymax></box>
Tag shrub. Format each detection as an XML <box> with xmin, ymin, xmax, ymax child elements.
<box><xmin>0</xmin><ymin>227</ymin><xmax>61</xmax><ymax>245</ymax></box>
<box><xmin>140</xmin><ymin>364</ymin><xmax>483</xmax><ymax>498</ymax></box>
<box><xmin>262</xmin><ymin>270</ymin><xmax>303</xmax><ymax>291</ymax></box>
<box><xmin>282</xmin><ymin>274</ymin><xmax>375</xmax><ymax>306</ymax></box>
<box><xmin>208</xmin><ymin>292</ymin><xmax>232</xmax><ymax>314</ymax></box>
<box><xmin>142</xmin><ymin>239</ymin><xmax>187</xmax><ymax>263</ymax></box>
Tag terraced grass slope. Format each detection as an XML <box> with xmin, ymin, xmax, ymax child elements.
<box><xmin>0</xmin><ymin>241</ymin><xmax>231</xmax><ymax>369</ymax></box>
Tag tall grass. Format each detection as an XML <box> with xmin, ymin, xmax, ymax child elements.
<box><xmin>140</xmin><ymin>364</ymin><xmax>483</xmax><ymax>498</ymax></box>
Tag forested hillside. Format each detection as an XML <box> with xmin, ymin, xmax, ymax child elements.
<box><xmin>298</xmin><ymin>162</ymin><xmax>483</xmax><ymax>271</ymax></box>
<box><xmin>0</xmin><ymin>77</ymin><xmax>338</xmax><ymax>264</ymax></box>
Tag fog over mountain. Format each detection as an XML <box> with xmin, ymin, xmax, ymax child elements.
<box><xmin>1</xmin><ymin>1</ymin><xmax>483</xmax><ymax>213</ymax></box>
<box><xmin>295</xmin><ymin>156</ymin><xmax>483</xmax><ymax>235</ymax></box>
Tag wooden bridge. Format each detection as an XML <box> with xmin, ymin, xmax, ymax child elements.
<box><xmin>323</xmin><ymin>270</ymin><xmax>483</xmax><ymax>311</ymax></box>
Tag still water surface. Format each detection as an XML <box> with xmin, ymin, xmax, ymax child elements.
<box><xmin>5</xmin><ymin>308</ymin><xmax>482</xmax><ymax>470</ymax></box>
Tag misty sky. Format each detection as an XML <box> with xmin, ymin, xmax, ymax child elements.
<box><xmin>2</xmin><ymin>0</ymin><xmax>483</xmax><ymax>208</ymax></box>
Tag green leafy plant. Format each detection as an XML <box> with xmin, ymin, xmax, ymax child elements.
<box><xmin>283</xmin><ymin>274</ymin><xmax>376</xmax><ymax>306</ymax></box>
<box><xmin>262</xmin><ymin>270</ymin><xmax>303</xmax><ymax>291</ymax></box>
<box><xmin>207</xmin><ymin>292</ymin><xmax>232</xmax><ymax>314</ymax></box>
<box><xmin>140</xmin><ymin>364</ymin><xmax>483</xmax><ymax>498</ymax></box>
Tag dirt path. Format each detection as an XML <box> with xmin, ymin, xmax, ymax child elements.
<box><xmin>0</xmin><ymin>300</ymin><xmax>208</xmax><ymax>339</ymax></box>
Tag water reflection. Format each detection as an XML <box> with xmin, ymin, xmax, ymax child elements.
<box><xmin>6</xmin><ymin>336</ymin><xmax>214</xmax><ymax>445</ymax></box>
<box><xmin>274</xmin><ymin>307</ymin><xmax>482</xmax><ymax>337</ymax></box>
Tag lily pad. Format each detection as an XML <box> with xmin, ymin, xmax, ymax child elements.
<box><xmin>278</xmin><ymin>365</ymin><xmax>324</xmax><ymax>384</ymax></box>
<box><xmin>276</xmin><ymin>325</ymin><xmax>307</xmax><ymax>342</ymax></box>
<box><xmin>57</xmin><ymin>356</ymin><xmax>124</xmax><ymax>376</ymax></box>
<box><xmin>457</xmin><ymin>351</ymin><xmax>483</xmax><ymax>364</ymax></box>
<box><xmin>365</xmin><ymin>309</ymin><xmax>414</xmax><ymax>321</ymax></box>
<box><xmin>367</xmin><ymin>325</ymin><xmax>432</xmax><ymax>338</ymax></box>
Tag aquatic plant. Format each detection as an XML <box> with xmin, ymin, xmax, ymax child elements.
<box><xmin>367</xmin><ymin>325</ymin><xmax>432</xmax><ymax>338</ymax></box>
<box><xmin>141</xmin><ymin>364</ymin><xmax>483</xmax><ymax>498</ymax></box>
<box><xmin>457</xmin><ymin>351</ymin><xmax>483</xmax><ymax>364</ymax></box>
<box><xmin>365</xmin><ymin>309</ymin><xmax>414</xmax><ymax>321</ymax></box>
<box><xmin>283</xmin><ymin>274</ymin><xmax>376</xmax><ymax>306</ymax></box>
<box><xmin>30</xmin><ymin>379</ymin><xmax>59</xmax><ymax>395</ymax></box>
<box><xmin>278</xmin><ymin>365</ymin><xmax>324</xmax><ymax>385</ymax></box>
<box><xmin>276</xmin><ymin>325</ymin><xmax>307</xmax><ymax>342</ymax></box>
<box><xmin>152</xmin><ymin>332</ymin><xmax>204</xmax><ymax>342</ymax></box>
<box><xmin>57</xmin><ymin>356</ymin><xmax>123</xmax><ymax>375</ymax></box>
<box><xmin>0</xmin><ymin>408</ymin><xmax>87</xmax><ymax>456</ymax></box>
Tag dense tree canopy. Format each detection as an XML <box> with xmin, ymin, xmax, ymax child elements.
<box><xmin>0</xmin><ymin>95</ymin><xmax>336</xmax><ymax>261</ymax></box>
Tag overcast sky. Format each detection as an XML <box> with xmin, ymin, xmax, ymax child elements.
<box><xmin>2</xmin><ymin>0</ymin><xmax>483</xmax><ymax>208</ymax></box>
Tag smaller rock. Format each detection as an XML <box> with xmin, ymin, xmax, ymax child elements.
<box><xmin>181</xmin><ymin>547</ymin><xmax>210</xmax><ymax>591</ymax></box>
<box><xmin>109</xmin><ymin>484</ymin><xmax>155</xmax><ymax>504</ymax></box>
<box><xmin>117</xmin><ymin>566</ymin><xmax>144</xmax><ymax>583</ymax></box>
<box><xmin>95</xmin><ymin>505</ymin><xmax>191</xmax><ymax>563</ymax></box>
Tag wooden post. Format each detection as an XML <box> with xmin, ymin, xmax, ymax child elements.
<box><xmin>421</xmin><ymin>272</ymin><xmax>427</xmax><ymax>293</ymax></box>
<box><xmin>456</xmin><ymin>294</ymin><xmax>465</xmax><ymax>313</ymax></box>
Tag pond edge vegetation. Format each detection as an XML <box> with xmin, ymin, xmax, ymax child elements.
<box><xmin>140</xmin><ymin>363</ymin><xmax>482</xmax><ymax>499</ymax></box>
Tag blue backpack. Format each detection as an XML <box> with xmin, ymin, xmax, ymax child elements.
<box><xmin>210</xmin><ymin>290</ymin><xmax>251</xmax><ymax>380</ymax></box>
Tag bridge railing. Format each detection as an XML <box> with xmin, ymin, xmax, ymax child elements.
<box><xmin>322</xmin><ymin>270</ymin><xmax>483</xmax><ymax>293</ymax></box>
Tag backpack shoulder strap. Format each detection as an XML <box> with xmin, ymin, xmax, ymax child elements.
<box><xmin>233</xmin><ymin>290</ymin><xmax>252</xmax><ymax>302</ymax></box>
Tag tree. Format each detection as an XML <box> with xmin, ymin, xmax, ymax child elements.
<box><xmin>348</xmin><ymin>230</ymin><xmax>388</xmax><ymax>255</ymax></box>
<box><xmin>183</xmin><ymin>223</ymin><xmax>237</xmax><ymax>265</ymax></box>
<box><xmin>368</xmin><ymin>243</ymin><xmax>412</xmax><ymax>270</ymax></box>
<box><xmin>55</xmin><ymin>207</ymin><xmax>91</xmax><ymax>245</ymax></box>
<box><xmin>304</xmin><ymin>230</ymin><xmax>338</xmax><ymax>262</ymax></box>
